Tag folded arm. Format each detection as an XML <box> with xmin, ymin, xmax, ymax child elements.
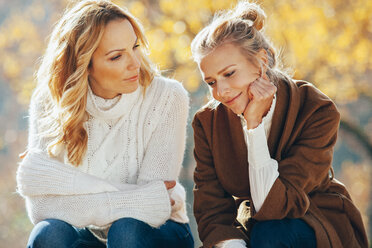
<box><xmin>24</xmin><ymin>180</ymin><xmax>170</xmax><ymax>228</ymax></box>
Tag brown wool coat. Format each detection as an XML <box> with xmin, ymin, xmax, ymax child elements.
<box><xmin>192</xmin><ymin>77</ymin><xmax>368</xmax><ymax>248</ymax></box>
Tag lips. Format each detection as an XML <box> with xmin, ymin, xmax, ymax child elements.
<box><xmin>124</xmin><ymin>74</ymin><xmax>139</xmax><ymax>81</ymax></box>
<box><xmin>225</xmin><ymin>92</ymin><xmax>242</xmax><ymax>105</ymax></box>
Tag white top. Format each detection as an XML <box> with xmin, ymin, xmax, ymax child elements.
<box><xmin>17</xmin><ymin>76</ymin><xmax>190</xmax><ymax>241</ymax></box>
<box><xmin>216</xmin><ymin>96</ymin><xmax>279</xmax><ymax>248</ymax></box>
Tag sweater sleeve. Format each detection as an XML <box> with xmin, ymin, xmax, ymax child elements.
<box><xmin>16</xmin><ymin>152</ymin><xmax>139</xmax><ymax>196</ymax></box>
<box><xmin>137</xmin><ymin>82</ymin><xmax>189</xmax><ymax>184</ymax></box>
<box><xmin>24</xmin><ymin>180</ymin><xmax>171</xmax><ymax>228</ymax></box>
<box><xmin>135</xmin><ymin>81</ymin><xmax>190</xmax><ymax>223</ymax></box>
<box><xmin>19</xmin><ymin>96</ymin><xmax>171</xmax><ymax>227</ymax></box>
<box><xmin>253</xmin><ymin>103</ymin><xmax>340</xmax><ymax>220</ymax></box>
<box><xmin>192</xmin><ymin>115</ymin><xmax>249</xmax><ymax>248</ymax></box>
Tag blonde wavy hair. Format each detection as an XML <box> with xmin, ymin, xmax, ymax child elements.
<box><xmin>191</xmin><ymin>1</ymin><xmax>290</xmax><ymax>84</ymax></box>
<box><xmin>33</xmin><ymin>0</ymin><xmax>157</xmax><ymax>166</ymax></box>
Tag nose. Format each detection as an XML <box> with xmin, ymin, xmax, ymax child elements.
<box><xmin>216</xmin><ymin>81</ymin><xmax>230</xmax><ymax>98</ymax></box>
<box><xmin>127</xmin><ymin>52</ymin><xmax>141</xmax><ymax>71</ymax></box>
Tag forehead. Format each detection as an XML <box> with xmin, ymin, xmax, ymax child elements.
<box><xmin>199</xmin><ymin>43</ymin><xmax>246</xmax><ymax>75</ymax></box>
<box><xmin>96</xmin><ymin>18</ymin><xmax>137</xmax><ymax>53</ymax></box>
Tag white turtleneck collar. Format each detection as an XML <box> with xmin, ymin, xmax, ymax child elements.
<box><xmin>86</xmin><ymin>84</ymin><xmax>142</xmax><ymax>120</ymax></box>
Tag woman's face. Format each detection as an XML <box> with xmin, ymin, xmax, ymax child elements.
<box><xmin>89</xmin><ymin>18</ymin><xmax>141</xmax><ymax>99</ymax></box>
<box><xmin>199</xmin><ymin>43</ymin><xmax>265</xmax><ymax>115</ymax></box>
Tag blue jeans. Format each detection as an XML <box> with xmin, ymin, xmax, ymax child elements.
<box><xmin>27</xmin><ymin>218</ymin><xmax>194</xmax><ymax>248</ymax></box>
<box><xmin>250</xmin><ymin>218</ymin><xmax>316</xmax><ymax>248</ymax></box>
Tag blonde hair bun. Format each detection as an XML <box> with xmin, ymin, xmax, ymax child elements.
<box><xmin>232</xmin><ymin>1</ymin><xmax>266</xmax><ymax>31</ymax></box>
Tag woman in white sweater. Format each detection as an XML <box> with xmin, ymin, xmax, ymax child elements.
<box><xmin>16</xmin><ymin>1</ymin><xmax>194</xmax><ymax>247</ymax></box>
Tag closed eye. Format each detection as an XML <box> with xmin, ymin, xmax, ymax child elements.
<box><xmin>133</xmin><ymin>44</ymin><xmax>140</xmax><ymax>49</ymax></box>
<box><xmin>110</xmin><ymin>55</ymin><xmax>121</xmax><ymax>61</ymax></box>
<box><xmin>207</xmin><ymin>81</ymin><xmax>216</xmax><ymax>86</ymax></box>
<box><xmin>224</xmin><ymin>70</ymin><xmax>235</xmax><ymax>77</ymax></box>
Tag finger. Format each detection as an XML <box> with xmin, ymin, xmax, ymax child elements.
<box><xmin>255</xmin><ymin>81</ymin><xmax>273</xmax><ymax>96</ymax></box>
<box><xmin>247</xmin><ymin>83</ymin><xmax>256</xmax><ymax>100</ymax></box>
<box><xmin>256</xmin><ymin>76</ymin><xmax>271</xmax><ymax>87</ymax></box>
<box><xmin>255</xmin><ymin>80</ymin><xmax>276</xmax><ymax>96</ymax></box>
<box><xmin>164</xmin><ymin>180</ymin><xmax>176</xmax><ymax>190</ymax></box>
<box><xmin>260</xmin><ymin>70</ymin><xmax>269</xmax><ymax>80</ymax></box>
<box><xmin>250</xmin><ymin>84</ymin><xmax>264</xmax><ymax>100</ymax></box>
<box><xmin>170</xmin><ymin>198</ymin><xmax>175</xmax><ymax>206</ymax></box>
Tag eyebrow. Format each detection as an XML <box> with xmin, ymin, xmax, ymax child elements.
<box><xmin>204</xmin><ymin>64</ymin><xmax>236</xmax><ymax>81</ymax></box>
<box><xmin>105</xmin><ymin>37</ymin><xmax>138</xmax><ymax>56</ymax></box>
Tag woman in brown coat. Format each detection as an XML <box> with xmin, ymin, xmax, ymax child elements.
<box><xmin>190</xmin><ymin>1</ymin><xmax>368</xmax><ymax>248</ymax></box>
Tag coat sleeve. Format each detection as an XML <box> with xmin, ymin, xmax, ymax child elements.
<box><xmin>253</xmin><ymin>102</ymin><xmax>340</xmax><ymax>220</ymax></box>
<box><xmin>192</xmin><ymin>114</ymin><xmax>248</xmax><ymax>248</ymax></box>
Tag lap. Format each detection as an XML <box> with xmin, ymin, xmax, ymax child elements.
<box><xmin>250</xmin><ymin>218</ymin><xmax>316</xmax><ymax>248</ymax></box>
<box><xmin>28</xmin><ymin>218</ymin><xmax>193</xmax><ymax>248</ymax></box>
<box><xmin>108</xmin><ymin>218</ymin><xmax>194</xmax><ymax>248</ymax></box>
<box><xmin>27</xmin><ymin>219</ymin><xmax>104</xmax><ymax>248</ymax></box>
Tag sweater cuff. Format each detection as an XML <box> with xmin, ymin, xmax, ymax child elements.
<box><xmin>169</xmin><ymin>183</ymin><xmax>189</xmax><ymax>223</ymax></box>
<box><xmin>246</xmin><ymin>121</ymin><xmax>271</xmax><ymax>169</ymax></box>
<box><xmin>108</xmin><ymin>180</ymin><xmax>171</xmax><ymax>227</ymax></box>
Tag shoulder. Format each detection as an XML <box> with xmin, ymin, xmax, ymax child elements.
<box><xmin>285</xmin><ymin>79</ymin><xmax>340</xmax><ymax>119</ymax></box>
<box><xmin>148</xmin><ymin>76</ymin><xmax>189</xmax><ymax>105</ymax></box>
<box><xmin>152</xmin><ymin>76</ymin><xmax>188</xmax><ymax>98</ymax></box>
<box><xmin>295</xmin><ymin>80</ymin><xmax>334</xmax><ymax>105</ymax></box>
<box><xmin>193</xmin><ymin>102</ymin><xmax>215</xmax><ymax>125</ymax></box>
<box><xmin>193</xmin><ymin>100</ymin><xmax>227</xmax><ymax>131</ymax></box>
<box><xmin>29</xmin><ymin>89</ymin><xmax>47</xmax><ymax>118</ymax></box>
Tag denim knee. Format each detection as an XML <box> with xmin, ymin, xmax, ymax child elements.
<box><xmin>250</xmin><ymin>219</ymin><xmax>316</xmax><ymax>248</ymax></box>
<box><xmin>27</xmin><ymin>219</ymin><xmax>76</xmax><ymax>248</ymax></box>
<box><xmin>107</xmin><ymin>217</ymin><xmax>152</xmax><ymax>247</ymax></box>
<box><xmin>250</xmin><ymin>220</ymin><xmax>282</xmax><ymax>247</ymax></box>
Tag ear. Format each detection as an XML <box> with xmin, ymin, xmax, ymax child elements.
<box><xmin>257</xmin><ymin>49</ymin><xmax>268</xmax><ymax>78</ymax></box>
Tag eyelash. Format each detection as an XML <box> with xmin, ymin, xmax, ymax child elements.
<box><xmin>110</xmin><ymin>44</ymin><xmax>140</xmax><ymax>61</ymax></box>
<box><xmin>225</xmin><ymin>71</ymin><xmax>235</xmax><ymax>77</ymax></box>
<box><xmin>207</xmin><ymin>71</ymin><xmax>235</xmax><ymax>86</ymax></box>
<box><xmin>111</xmin><ymin>55</ymin><xmax>121</xmax><ymax>61</ymax></box>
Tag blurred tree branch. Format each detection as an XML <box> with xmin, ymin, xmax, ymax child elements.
<box><xmin>340</xmin><ymin>118</ymin><xmax>372</xmax><ymax>158</ymax></box>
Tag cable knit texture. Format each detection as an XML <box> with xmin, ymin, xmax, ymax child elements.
<box><xmin>17</xmin><ymin>76</ymin><xmax>190</xmax><ymax>241</ymax></box>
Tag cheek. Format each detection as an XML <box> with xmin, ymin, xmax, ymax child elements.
<box><xmin>231</xmin><ymin>75</ymin><xmax>249</xmax><ymax>89</ymax></box>
<box><xmin>99</xmin><ymin>61</ymin><xmax>124</xmax><ymax>79</ymax></box>
<box><xmin>135</xmin><ymin>49</ymin><xmax>142</xmax><ymax>62</ymax></box>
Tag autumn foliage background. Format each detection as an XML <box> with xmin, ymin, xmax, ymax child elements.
<box><xmin>0</xmin><ymin>0</ymin><xmax>371</xmax><ymax>247</ymax></box>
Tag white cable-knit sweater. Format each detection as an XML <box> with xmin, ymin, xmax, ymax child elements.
<box><xmin>17</xmin><ymin>76</ymin><xmax>190</xmax><ymax>239</ymax></box>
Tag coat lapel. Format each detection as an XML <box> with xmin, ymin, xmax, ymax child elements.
<box><xmin>268</xmin><ymin>78</ymin><xmax>300</xmax><ymax>160</ymax></box>
<box><xmin>267</xmin><ymin>79</ymin><xmax>288</xmax><ymax>159</ymax></box>
<box><xmin>213</xmin><ymin>105</ymin><xmax>250</xmax><ymax>195</ymax></box>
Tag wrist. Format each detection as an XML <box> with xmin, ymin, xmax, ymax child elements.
<box><xmin>244</xmin><ymin>116</ymin><xmax>262</xmax><ymax>130</ymax></box>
